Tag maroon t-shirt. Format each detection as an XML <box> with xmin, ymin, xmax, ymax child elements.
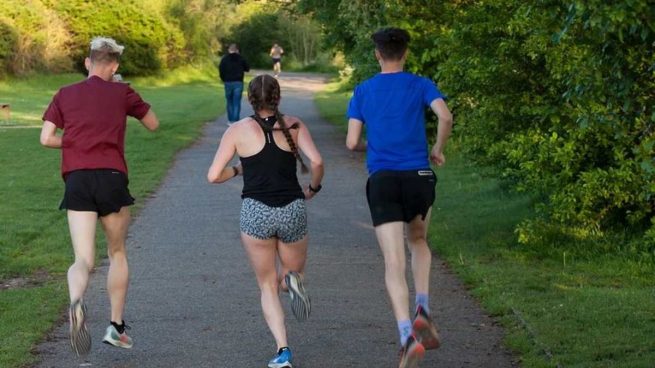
<box><xmin>42</xmin><ymin>76</ymin><xmax>151</xmax><ymax>178</ymax></box>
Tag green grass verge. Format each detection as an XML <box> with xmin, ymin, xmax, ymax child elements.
<box><xmin>314</xmin><ymin>80</ymin><xmax>351</xmax><ymax>132</ymax></box>
<box><xmin>0</xmin><ymin>66</ymin><xmax>224</xmax><ymax>367</ymax></box>
<box><xmin>314</xmin><ymin>81</ymin><xmax>655</xmax><ymax>368</ymax></box>
<box><xmin>0</xmin><ymin>283</ymin><xmax>68</xmax><ymax>367</ymax></box>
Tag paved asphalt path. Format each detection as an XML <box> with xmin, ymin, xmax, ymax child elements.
<box><xmin>35</xmin><ymin>72</ymin><xmax>517</xmax><ymax>368</ymax></box>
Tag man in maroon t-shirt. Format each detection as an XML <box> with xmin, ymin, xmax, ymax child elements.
<box><xmin>40</xmin><ymin>37</ymin><xmax>159</xmax><ymax>356</ymax></box>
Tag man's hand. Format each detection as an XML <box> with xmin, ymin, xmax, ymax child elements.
<box><xmin>430</xmin><ymin>146</ymin><xmax>446</xmax><ymax>166</ymax></box>
<box><xmin>429</xmin><ymin>98</ymin><xmax>453</xmax><ymax>167</ymax></box>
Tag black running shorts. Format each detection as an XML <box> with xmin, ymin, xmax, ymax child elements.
<box><xmin>366</xmin><ymin>169</ymin><xmax>437</xmax><ymax>226</ymax></box>
<box><xmin>60</xmin><ymin>169</ymin><xmax>134</xmax><ymax>216</ymax></box>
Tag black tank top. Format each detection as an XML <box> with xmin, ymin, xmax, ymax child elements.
<box><xmin>241</xmin><ymin>115</ymin><xmax>304</xmax><ymax>207</ymax></box>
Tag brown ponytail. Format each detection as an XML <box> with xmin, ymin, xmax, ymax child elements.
<box><xmin>274</xmin><ymin>109</ymin><xmax>308</xmax><ymax>173</ymax></box>
<box><xmin>248</xmin><ymin>74</ymin><xmax>308</xmax><ymax>174</ymax></box>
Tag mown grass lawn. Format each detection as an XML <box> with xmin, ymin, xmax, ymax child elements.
<box><xmin>0</xmin><ymin>66</ymin><xmax>225</xmax><ymax>367</ymax></box>
<box><xmin>315</xmin><ymin>82</ymin><xmax>655</xmax><ymax>368</ymax></box>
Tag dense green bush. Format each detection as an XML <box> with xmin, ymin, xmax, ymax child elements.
<box><xmin>0</xmin><ymin>0</ymin><xmax>72</xmax><ymax>76</ymax></box>
<box><xmin>42</xmin><ymin>0</ymin><xmax>186</xmax><ymax>76</ymax></box>
<box><xmin>300</xmin><ymin>0</ymin><xmax>655</xmax><ymax>250</ymax></box>
<box><xmin>0</xmin><ymin>20</ymin><xmax>17</xmax><ymax>77</ymax></box>
<box><xmin>0</xmin><ymin>0</ymin><xmax>213</xmax><ymax>77</ymax></box>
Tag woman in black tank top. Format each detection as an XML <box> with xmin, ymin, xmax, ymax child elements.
<box><xmin>207</xmin><ymin>74</ymin><xmax>324</xmax><ymax>368</ymax></box>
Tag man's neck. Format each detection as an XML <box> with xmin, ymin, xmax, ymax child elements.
<box><xmin>379</xmin><ymin>61</ymin><xmax>404</xmax><ymax>74</ymax></box>
<box><xmin>88</xmin><ymin>72</ymin><xmax>112</xmax><ymax>81</ymax></box>
<box><xmin>87</xmin><ymin>66</ymin><xmax>114</xmax><ymax>81</ymax></box>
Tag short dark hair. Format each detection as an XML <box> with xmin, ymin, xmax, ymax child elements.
<box><xmin>371</xmin><ymin>27</ymin><xmax>410</xmax><ymax>61</ymax></box>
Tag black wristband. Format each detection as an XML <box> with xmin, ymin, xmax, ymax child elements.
<box><xmin>308</xmin><ymin>183</ymin><xmax>322</xmax><ymax>193</ymax></box>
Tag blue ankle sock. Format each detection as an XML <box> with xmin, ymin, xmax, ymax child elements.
<box><xmin>415</xmin><ymin>293</ymin><xmax>430</xmax><ymax>314</ymax></box>
<box><xmin>398</xmin><ymin>319</ymin><xmax>412</xmax><ymax>346</ymax></box>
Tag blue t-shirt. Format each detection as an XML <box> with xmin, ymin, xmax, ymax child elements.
<box><xmin>347</xmin><ymin>72</ymin><xmax>445</xmax><ymax>174</ymax></box>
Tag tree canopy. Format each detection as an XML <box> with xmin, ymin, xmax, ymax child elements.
<box><xmin>0</xmin><ymin>0</ymin><xmax>330</xmax><ymax>76</ymax></box>
<box><xmin>299</xmin><ymin>0</ymin><xmax>655</xmax><ymax>250</ymax></box>
<box><xmin>2</xmin><ymin>0</ymin><xmax>652</xmax><ymax>249</ymax></box>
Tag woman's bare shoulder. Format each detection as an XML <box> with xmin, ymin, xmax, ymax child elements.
<box><xmin>282</xmin><ymin>114</ymin><xmax>305</xmax><ymax>128</ymax></box>
<box><xmin>224</xmin><ymin>116</ymin><xmax>258</xmax><ymax>137</ymax></box>
<box><xmin>231</xmin><ymin>116</ymin><xmax>257</xmax><ymax>128</ymax></box>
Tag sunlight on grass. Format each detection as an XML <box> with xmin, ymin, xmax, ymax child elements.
<box><xmin>314</xmin><ymin>80</ymin><xmax>351</xmax><ymax>132</ymax></box>
<box><xmin>0</xmin><ymin>64</ymin><xmax>221</xmax><ymax>127</ymax></box>
<box><xmin>133</xmin><ymin>62</ymin><xmax>219</xmax><ymax>87</ymax></box>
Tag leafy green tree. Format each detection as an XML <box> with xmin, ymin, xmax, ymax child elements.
<box><xmin>299</xmin><ymin>0</ymin><xmax>387</xmax><ymax>80</ymax></box>
<box><xmin>225</xmin><ymin>1</ymin><xmax>284</xmax><ymax>68</ymax></box>
<box><xmin>279</xmin><ymin>12</ymin><xmax>322</xmax><ymax>67</ymax></box>
<box><xmin>164</xmin><ymin>0</ymin><xmax>236</xmax><ymax>62</ymax></box>
<box><xmin>219</xmin><ymin>1</ymin><xmax>331</xmax><ymax>70</ymax></box>
<box><xmin>299</xmin><ymin>0</ymin><xmax>655</xmax><ymax>250</ymax></box>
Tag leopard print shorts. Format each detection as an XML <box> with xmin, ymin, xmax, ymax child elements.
<box><xmin>240</xmin><ymin>198</ymin><xmax>307</xmax><ymax>243</ymax></box>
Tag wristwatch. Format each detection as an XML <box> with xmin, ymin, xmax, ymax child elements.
<box><xmin>308</xmin><ymin>183</ymin><xmax>322</xmax><ymax>193</ymax></box>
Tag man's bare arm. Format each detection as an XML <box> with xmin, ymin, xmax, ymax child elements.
<box><xmin>139</xmin><ymin>109</ymin><xmax>159</xmax><ymax>131</ymax></box>
<box><xmin>40</xmin><ymin>121</ymin><xmax>62</xmax><ymax>148</ymax></box>
<box><xmin>346</xmin><ymin>118</ymin><xmax>367</xmax><ymax>152</ymax></box>
<box><xmin>429</xmin><ymin>98</ymin><xmax>453</xmax><ymax>166</ymax></box>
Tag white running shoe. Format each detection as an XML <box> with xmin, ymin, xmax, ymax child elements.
<box><xmin>102</xmin><ymin>323</ymin><xmax>133</xmax><ymax>349</ymax></box>
<box><xmin>69</xmin><ymin>300</ymin><xmax>91</xmax><ymax>356</ymax></box>
<box><xmin>285</xmin><ymin>271</ymin><xmax>311</xmax><ymax>321</ymax></box>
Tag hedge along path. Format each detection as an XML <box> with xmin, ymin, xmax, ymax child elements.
<box><xmin>34</xmin><ymin>72</ymin><xmax>516</xmax><ymax>368</ymax></box>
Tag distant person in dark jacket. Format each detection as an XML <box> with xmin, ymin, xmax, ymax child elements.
<box><xmin>219</xmin><ymin>44</ymin><xmax>250</xmax><ymax>125</ymax></box>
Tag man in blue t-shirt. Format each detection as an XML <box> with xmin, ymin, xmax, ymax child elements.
<box><xmin>346</xmin><ymin>27</ymin><xmax>453</xmax><ymax>368</ymax></box>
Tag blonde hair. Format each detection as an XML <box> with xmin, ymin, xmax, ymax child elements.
<box><xmin>89</xmin><ymin>37</ymin><xmax>124</xmax><ymax>64</ymax></box>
